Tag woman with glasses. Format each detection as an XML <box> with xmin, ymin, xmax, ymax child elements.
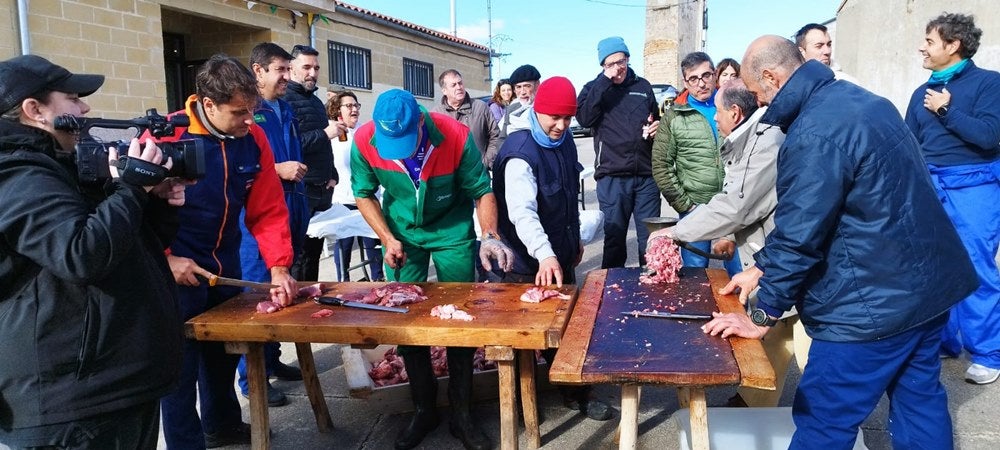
<box><xmin>327</xmin><ymin>91</ymin><xmax>384</xmax><ymax>281</ymax></box>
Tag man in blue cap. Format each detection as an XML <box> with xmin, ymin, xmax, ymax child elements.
<box><xmin>352</xmin><ymin>88</ymin><xmax>514</xmax><ymax>450</ymax></box>
<box><xmin>577</xmin><ymin>36</ymin><xmax>662</xmax><ymax>269</ymax></box>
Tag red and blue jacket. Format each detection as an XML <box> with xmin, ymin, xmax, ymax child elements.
<box><xmin>159</xmin><ymin>95</ymin><xmax>292</xmax><ymax>278</ymax></box>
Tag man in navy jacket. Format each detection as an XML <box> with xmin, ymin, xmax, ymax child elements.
<box><xmin>904</xmin><ymin>13</ymin><xmax>1000</xmax><ymax>385</ymax></box>
<box><xmin>704</xmin><ymin>36</ymin><xmax>978</xmax><ymax>449</ymax></box>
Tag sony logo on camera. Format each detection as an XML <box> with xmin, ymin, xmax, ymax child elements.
<box><xmin>54</xmin><ymin>109</ymin><xmax>207</xmax><ymax>184</ymax></box>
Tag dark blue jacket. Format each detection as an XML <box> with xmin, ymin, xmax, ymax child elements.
<box><xmin>753</xmin><ymin>61</ymin><xmax>978</xmax><ymax>342</ymax></box>
<box><xmin>576</xmin><ymin>68</ymin><xmax>659</xmax><ymax>179</ymax></box>
<box><xmin>239</xmin><ymin>99</ymin><xmax>310</xmax><ymax>282</ymax></box>
<box><xmin>282</xmin><ymin>81</ymin><xmax>338</xmax><ymax>186</ymax></box>
<box><xmin>493</xmin><ymin>130</ymin><xmax>581</xmax><ymax>275</ymax></box>
<box><xmin>904</xmin><ymin>60</ymin><xmax>1000</xmax><ymax>167</ymax></box>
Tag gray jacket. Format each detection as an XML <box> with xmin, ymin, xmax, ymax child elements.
<box><xmin>673</xmin><ymin>107</ymin><xmax>784</xmax><ymax>271</ymax></box>
<box><xmin>434</xmin><ymin>95</ymin><xmax>500</xmax><ymax>168</ymax></box>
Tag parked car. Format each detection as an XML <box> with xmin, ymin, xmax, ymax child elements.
<box><xmin>570</xmin><ymin>117</ymin><xmax>592</xmax><ymax>137</ymax></box>
<box><xmin>651</xmin><ymin>84</ymin><xmax>678</xmax><ymax>114</ymax></box>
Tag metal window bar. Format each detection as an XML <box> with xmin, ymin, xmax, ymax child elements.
<box><xmin>403</xmin><ymin>58</ymin><xmax>434</xmax><ymax>98</ymax></box>
<box><xmin>328</xmin><ymin>41</ymin><xmax>372</xmax><ymax>90</ymax></box>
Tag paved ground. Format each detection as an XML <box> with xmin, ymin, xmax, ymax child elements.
<box><xmin>154</xmin><ymin>136</ymin><xmax>1000</xmax><ymax>449</ymax></box>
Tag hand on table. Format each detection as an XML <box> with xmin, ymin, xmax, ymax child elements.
<box><xmin>719</xmin><ymin>265</ymin><xmax>763</xmax><ymax>305</ymax></box>
<box><xmin>702</xmin><ymin>311</ymin><xmax>769</xmax><ymax>339</ymax></box>
<box><xmin>535</xmin><ymin>256</ymin><xmax>563</xmax><ymax>288</ymax></box>
<box><xmin>269</xmin><ymin>266</ymin><xmax>297</xmax><ymax>307</ymax></box>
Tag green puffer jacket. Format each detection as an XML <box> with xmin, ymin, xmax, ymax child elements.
<box><xmin>651</xmin><ymin>93</ymin><xmax>723</xmax><ymax>213</ymax></box>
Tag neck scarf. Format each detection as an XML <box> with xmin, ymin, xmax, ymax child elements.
<box><xmin>929</xmin><ymin>58</ymin><xmax>969</xmax><ymax>85</ymax></box>
<box><xmin>528</xmin><ymin>109</ymin><xmax>566</xmax><ymax>149</ymax></box>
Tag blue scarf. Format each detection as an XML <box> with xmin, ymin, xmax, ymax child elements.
<box><xmin>527</xmin><ymin>109</ymin><xmax>567</xmax><ymax>149</ymax></box>
<box><xmin>929</xmin><ymin>58</ymin><xmax>969</xmax><ymax>85</ymax></box>
<box><xmin>528</xmin><ymin>108</ymin><xmax>570</xmax><ymax>148</ymax></box>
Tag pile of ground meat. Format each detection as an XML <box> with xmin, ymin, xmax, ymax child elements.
<box><xmin>639</xmin><ymin>237</ymin><xmax>682</xmax><ymax>284</ymax></box>
<box><xmin>368</xmin><ymin>347</ymin><xmax>497</xmax><ymax>387</ymax></box>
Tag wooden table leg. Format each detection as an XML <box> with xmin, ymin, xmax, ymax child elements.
<box><xmin>245</xmin><ymin>343</ymin><xmax>270</xmax><ymax>450</ymax></box>
<box><xmin>486</xmin><ymin>346</ymin><xmax>517</xmax><ymax>450</ymax></box>
<box><xmin>517</xmin><ymin>350</ymin><xmax>540</xmax><ymax>449</ymax></box>
<box><xmin>618</xmin><ymin>384</ymin><xmax>640</xmax><ymax>450</ymax></box>
<box><xmin>688</xmin><ymin>388</ymin><xmax>709</xmax><ymax>450</ymax></box>
<box><xmin>295</xmin><ymin>342</ymin><xmax>333</xmax><ymax>432</ymax></box>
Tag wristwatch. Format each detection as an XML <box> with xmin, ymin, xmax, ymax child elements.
<box><xmin>935</xmin><ymin>103</ymin><xmax>949</xmax><ymax>118</ymax></box>
<box><xmin>749</xmin><ymin>308</ymin><xmax>778</xmax><ymax>327</ymax></box>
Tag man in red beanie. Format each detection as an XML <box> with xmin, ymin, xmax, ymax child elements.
<box><xmin>492</xmin><ymin>76</ymin><xmax>614</xmax><ymax>421</ymax></box>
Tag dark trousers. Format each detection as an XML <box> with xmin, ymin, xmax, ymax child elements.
<box><xmin>160</xmin><ymin>285</ymin><xmax>243</xmax><ymax>450</ymax></box>
<box><xmin>0</xmin><ymin>401</ymin><xmax>160</xmax><ymax>450</ymax></box>
<box><xmin>333</xmin><ymin>204</ymin><xmax>384</xmax><ymax>281</ymax></box>
<box><xmin>293</xmin><ymin>183</ymin><xmax>333</xmax><ymax>282</ymax></box>
<box><xmin>596</xmin><ymin>175</ymin><xmax>661</xmax><ymax>268</ymax></box>
<box><xmin>790</xmin><ymin>314</ymin><xmax>951</xmax><ymax>449</ymax></box>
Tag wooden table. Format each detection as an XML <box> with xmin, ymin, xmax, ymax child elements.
<box><xmin>549</xmin><ymin>268</ymin><xmax>775</xmax><ymax>450</ymax></box>
<box><xmin>186</xmin><ymin>281</ymin><xmax>576</xmax><ymax>450</ymax></box>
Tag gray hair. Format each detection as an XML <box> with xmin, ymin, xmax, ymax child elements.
<box><xmin>718</xmin><ymin>79</ymin><xmax>758</xmax><ymax>117</ymax></box>
<box><xmin>438</xmin><ymin>69</ymin><xmax>462</xmax><ymax>87</ymax></box>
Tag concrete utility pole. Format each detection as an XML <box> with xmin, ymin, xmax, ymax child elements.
<box><xmin>644</xmin><ymin>0</ymin><xmax>706</xmax><ymax>88</ymax></box>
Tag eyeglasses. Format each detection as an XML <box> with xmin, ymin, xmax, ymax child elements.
<box><xmin>602</xmin><ymin>58</ymin><xmax>629</xmax><ymax>69</ymax></box>
<box><xmin>340</xmin><ymin>103</ymin><xmax>362</xmax><ymax>110</ymax></box>
<box><xmin>685</xmin><ymin>71</ymin><xmax>716</xmax><ymax>85</ymax></box>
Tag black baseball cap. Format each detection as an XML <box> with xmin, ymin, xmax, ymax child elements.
<box><xmin>0</xmin><ymin>54</ymin><xmax>104</xmax><ymax>113</ymax></box>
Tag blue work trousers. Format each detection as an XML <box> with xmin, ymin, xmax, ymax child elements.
<box><xmin>929</xmin><ymin>161</ymin><xmax>1000</xmax><ymax>367</ymax></box>
<box><xmin>791</xmin><ymin>314</ymin><xmax>952</xmax><ymax>450</ymax></box>
<box><xmin>596</xmin><ymin>175</ymin><xmax>661</xmax><ymax>268</ymax></box>
<box><xmin>160</xmin><ymin>284</ymin><xmax>244</xmax><ymax>450</ymax></box>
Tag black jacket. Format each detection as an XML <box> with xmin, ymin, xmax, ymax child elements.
<box><xmin>282</xmin><ymin>81</ymin><xmax>338</xmax><ymax>185</ymax></box>
<box><xmin>576</xmin><ymin>68</ymin><xmax>660</xmax><ymax>179</ymax></box>
<box><xmin>0</xmin><ymin>121</ymin><xmax>182</xmax><ymax>429</ymax></box>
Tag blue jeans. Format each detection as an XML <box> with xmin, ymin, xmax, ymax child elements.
<box><xmin>596</xmin><ymin>175</ymin><xmax>661</xmax><ymax>268</ymax></box>
<box><xmin>791</xmin><ymin>314</ymin><xmax>951</xmax><ymax>450</ymax></box>
<box><xmin>677</xmin><ymin>210</ymin><xmax>743</xmax><ymax>275</ymax></box>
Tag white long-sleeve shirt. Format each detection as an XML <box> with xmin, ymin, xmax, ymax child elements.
<box><xmin>503</xmin><ymin>158</ymin><xmax>556</xmax><ymax>263</ymax></box>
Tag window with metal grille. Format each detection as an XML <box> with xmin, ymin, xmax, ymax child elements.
<box><xmin>403</xmin><ymin>58</ymin><xmax>434</xmax><ymax>98</ymax></box>
<box><xmin>328</xmin><ymin>41</ymin><xmax>371</xmax><ymax>90</ymax></box>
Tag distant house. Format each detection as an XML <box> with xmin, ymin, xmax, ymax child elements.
<box><xmin>0</xmin><ymin>0</ymin><xmax>492</xmax><ymax>121</ymax></box>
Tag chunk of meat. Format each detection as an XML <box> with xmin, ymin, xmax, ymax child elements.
<box><xmin>353</xmin><ymin>282</ymin><xmax>428</xmax><ymax>307</ymax></box>
<box><xmin>256</xmin><ymin>301</ymin><xmax>282</xmax><ymax>314</ymax></box>
<box><xmin>640</xmin><ymin>237</ymin><xmax>682</xmax><ymax>284</ymax></box>
<box><xmin>430</xmin><ymin>304</ymin><xmax>475</xmax><ymax>321</ymax></box>
<box><xmin>519</xmin><ymin>286</ymin><xmax>571</xmax><ymax>303</ymax></box>
<box><xmin>297</xmin><ymin>283</ymin><xmax>326</xmax><ymax>299</ymax></box>
<box><xmin>311</xmin><ymin>309</ymin><xmax>334</xmax><ymax>319</ymax></box>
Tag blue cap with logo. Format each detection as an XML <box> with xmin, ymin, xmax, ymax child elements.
<box><xmin>372</xmin><ymin>89</ymin><xmax>421</xmax><ymax>160</ymax></box>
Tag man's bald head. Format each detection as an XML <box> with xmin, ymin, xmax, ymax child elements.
<box><xmin>740</xmin><ymin>35</ymin><xmax>805</xmax><ymax>105</ymax></box>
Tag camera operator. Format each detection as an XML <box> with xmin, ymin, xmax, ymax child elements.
<box><xmin>156</xmin><ymin>54</ymin><xmax>296</xmax><ymax>449</ymax></box>
<box><xmin>0</xmin><ymin>55</ymin><xmax>185</xmax><ymax>448</ymax></box>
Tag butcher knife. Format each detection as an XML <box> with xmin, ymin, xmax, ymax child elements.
<box><xmin>205</xmin><ymin>274</ymin><xmax>277</xmax><ymax>290</ymax></box>
<box><xmin>315</xmin><ymin>296</ymin><xmax>409</xmax><ymax>314</ymax></box>
<box><xmin>621</xmin><ymin>311</ymin><xmax>713</xmax><ymax>320</ymax></box>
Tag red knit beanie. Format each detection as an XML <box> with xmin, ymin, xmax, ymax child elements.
<box><xmin>533</xmin><ymin>76</ymin><xmax>577</xmax><ymax>116</ymax></box>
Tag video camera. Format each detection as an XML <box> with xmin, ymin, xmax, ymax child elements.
<box><xmin>53</xmin><ymin>109</ymin><xmax>205</xmax><ymax>183</ymax></box>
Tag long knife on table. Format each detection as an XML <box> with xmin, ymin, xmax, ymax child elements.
<box><xmin>621</xmin><ymin>311</ymin><xmax>713</xmax><ymax>320</ymax></box>
<box><xmin>205</xmin><ymin>274</ymin><xmax>277</xmax><ymax>290</ymax></box>
<box><xmin>316</xmin><ymin>296</ymin><xmax>409</xmax><ymax>314</ymax></box>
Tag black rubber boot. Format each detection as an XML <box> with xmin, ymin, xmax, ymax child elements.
<box><xmin>560</xmin><ymin>385</ymin><xmax>614</xmax><ymax>421</ymax></box>
<box><xmin>395</xmin><ymin>348</ymin><xmax>441</xmax><ymax>450</ymax></box>
<box><xmin>447</xmin><ymin>347</ymin><xmax>492</xmax><ymax>450</ymax></box>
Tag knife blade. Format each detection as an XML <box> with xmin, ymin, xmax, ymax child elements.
<box><xmin>316</xmin><ymin>296</ymin><xmax>409</xmax><ymax>314</ymax></box>
<box><xmin>206</xmin><ymin>274</ymin><xmax>277</xmax><ymax>290</ymax></box>
<box><xmin>621</xmin><ymin>311</ymin><xmax>713</xmax><ymax>320</ymax></box>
